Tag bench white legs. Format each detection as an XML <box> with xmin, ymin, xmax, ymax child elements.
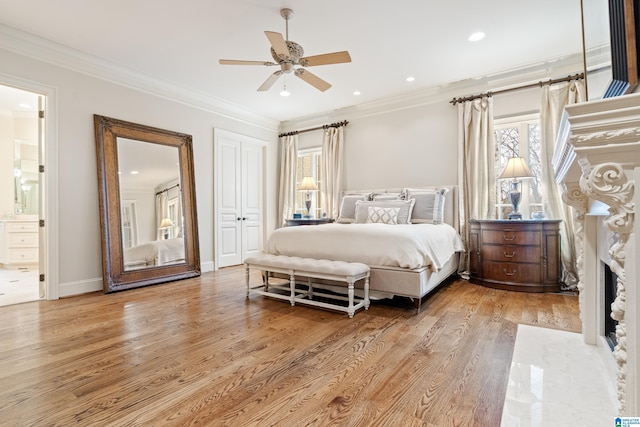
<box><xmin>244</xmin><ymin>255</ymin><xmax>370</xmax><ymax>318</ymax></box>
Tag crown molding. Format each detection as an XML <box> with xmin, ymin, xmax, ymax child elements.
<box><xmin>0</xmin><ymin>23</ymin><xmax>279</xmax><ymax>132</ymax></box>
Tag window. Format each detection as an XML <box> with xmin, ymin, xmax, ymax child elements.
<box><xmin>494</xmin><ymin>114</ymin><xmax>543</xmax><ymax>219</ymax></box>
<box><xmin>295</xmin><ymin>148</ymin><xmax>325</xmax><ymax>217</ymax></box>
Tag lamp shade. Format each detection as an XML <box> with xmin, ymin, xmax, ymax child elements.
<box><xmin>159</xmin><ymin>217</ymin><xmax>174</xmax><ymax>229</ymax></box>
<box><xmin>297</xmin><ymin>176</ymin><xmax>319</xmax><ymax>191</ymax></box>
<box><xmin>499</xmin><ymin>157</ymin><xmax>533</xmax><ymax>179</ymax></box>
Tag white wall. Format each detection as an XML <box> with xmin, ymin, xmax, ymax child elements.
<box><xmin>291</xmin><ymin>86</ymin><xmax>543</xmax><ymax>194</ymax></box>
<box><xmin>0</xmin><ymin>47</ymin><xmax>278</xmax><ymax>297</ymax></box>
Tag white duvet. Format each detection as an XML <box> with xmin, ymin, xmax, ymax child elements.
<box><xmin>266</xmin><ymin>223</ymin><xmax>464</xmax><ymax>271</ymax></box>
<box><xmin>124</xmin><ymin>238</ymin><xmax>185</xmax><ymax>267</ymax></box>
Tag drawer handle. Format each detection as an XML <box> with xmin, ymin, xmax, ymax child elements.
<box><xmin>503</xmin><ymin>268</ymin><xmax>517</xmax><ymax>277</ymax></box>
<box><xmin>503</xmin><ymin>251</ymin><xmax>516</xmax><ymax>258</ymax></box>
<box><xmin>502</xmin><ymin>233</ymin><xmax>516</xmax><ymax>241</ymax></box>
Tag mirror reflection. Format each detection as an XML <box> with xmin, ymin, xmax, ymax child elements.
<box><xmin>117</xmin><ymin>137</ymin><xmax>186</xmax><ymax>271</ymax></box>
<box><xmin>94</xmin><ymin>114</ymin><xmax>200</xmax><ymax>293</ymax></box>
<box><xmin>14</xmin><ymin>138</ymin><xmax>39</xmax><ymax>216</ymax></box>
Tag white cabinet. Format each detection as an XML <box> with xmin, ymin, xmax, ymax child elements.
<box><xmin>214</xmin><ymin>129</ymin><xmax>266</xmax><ymax>268</ymax></box>
<box><xmin>0</xmin><ymin>220</ymin><xmax>39</xmax><ymax>268</ymax></box>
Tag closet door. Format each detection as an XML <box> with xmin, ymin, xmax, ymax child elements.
<box><xmin>216</xmin><ymin>134</ymin><xmax>243</xmax><ymax>268</ymax></box>
<box><xmin>215</xmin><ymin>129</ymin><xmax>265</xmax><ymax>269</ymax></box>
<box><xmin>241</xmin><ymin>143</ymin><xmax>263</xmax><ymax>260</ymax></box>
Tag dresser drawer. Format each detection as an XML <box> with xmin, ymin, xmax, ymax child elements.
<box><xmin>7</xmin><ymin>248</ymin><xmax>39</xmax><ymax>263</ymax></box>
<box><xmin>7</xmin><ymin>222</ymin><xmax>39</xmax><ymax>233</ymax></box>
<box><xmin>8</xmin><ymin>233</ymin><xmax>38</xmax><ymax>247</ymax></box>
<box><xmin>482</xmin><ymin>245</ymin><xmax>540</xmax><ymax>263</ymax></box>
<box><xmin>482</xmin><ymin>261</ymin><xmax>541</xmax><ymax>283</ymax></box>
<box><xmin>482</xmin><ymin>230</ymin><xmax>539</xmax><ymax>246</ymax></box>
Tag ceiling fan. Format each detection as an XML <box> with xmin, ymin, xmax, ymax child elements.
<box><xmin>218</xmin><ymin>8</ymin><xmax>351</xmax><ymax>93</ymax></box>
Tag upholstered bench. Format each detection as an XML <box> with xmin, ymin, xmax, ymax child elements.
<box><xmin>244</xmin><ymin>254</ymin><xmax>370</xmax><ymax>318</ymax></box>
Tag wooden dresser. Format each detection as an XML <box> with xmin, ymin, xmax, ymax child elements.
<box><xmin>468</xmin><ymin>219</ymin><xmax>561</xmax><ymax>292</ymax></box>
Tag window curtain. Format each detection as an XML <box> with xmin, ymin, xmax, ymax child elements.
<box><xmin>155</xmin><ymin>192</ymin><xmax>168</xmax><ymax>240</ymax></box>
<box><xmin>278</xmin><ymin>134</ymin><xmax>298</xmax><ymax>226</ymax></box>
<box><xmin>321</xmin><ymin>126</ymin><xmax>344</xmax><ymax>219</ymax></box>
<box><xmin>540</xmin><ymin>80</ymin><xmax>585</xmax><ymax>289</ymax></box>
<box><xmin>457</xmin><ymin>97</ymin><xmax>496</xmax><ymax>276</ymax></box>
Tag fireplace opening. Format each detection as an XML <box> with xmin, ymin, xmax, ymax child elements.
<box><xmin>604</xmin><ymin>263</ymin><xmax>618</xmax><ymax>351</ymax></box>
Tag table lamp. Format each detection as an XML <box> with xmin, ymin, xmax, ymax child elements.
<box><xmin>499</xmin><ymin>157</ymin><xmax>533</xmax><ymax>220</ymax></box>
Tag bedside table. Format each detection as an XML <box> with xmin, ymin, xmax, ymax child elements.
<box><xmin>285</xmin><ymin>218</ymin><xmax>334</xmax><ymax>226</ymax></box>
<box><xmin>469</xmin><ymin>219</ymin><xmax>562</xmax><ymax>292</ymax></box>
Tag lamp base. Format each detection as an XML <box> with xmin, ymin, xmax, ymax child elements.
<box><xmin>508</xmin><ymin>212</ymin><xmax>523</xmax><ymax>220</ymax></box>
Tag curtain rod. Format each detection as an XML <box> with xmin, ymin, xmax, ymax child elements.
<box><xmin>279</xmin><ymin>120</ymin><xmax>349</xmax><ymax>138</ymax></box>
<box><xmin>449</xmin><ymin>73</ymin><xmax>584</xmax><ymax>105</ymax></box>
<box><xmin>155</xmin><ymin>183</ymin><xmax>180</xmax><ymax>196</ymax></box>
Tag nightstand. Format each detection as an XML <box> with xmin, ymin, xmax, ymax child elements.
<box><xmin>285</xmin><ymin>218</ymin><xmax>334</xmax><ymax>226</ymax></box>
<box><xmin>468</xmin><ymin>219</ymin><xmax>562</xmax><ymax>292</ymax></box>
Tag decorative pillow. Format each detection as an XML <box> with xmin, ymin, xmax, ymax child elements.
<box><xmin>336</xmin><ymin>194</ymin><xmax>370</xmax><ymax>223</ymax></box>
<box><xmin>371</xmin><ymin>192</ymin><xmax>405</xmax><ymax>201</ymax></box>
<box><xmin>354</xmin><ymin>199</ymin><xmax>415</xmax><ymax>224</ymax></box>
<box><xmin>404</xmin><ymin>188</ymin><xmax>449</xmax><ymax>224</ymax></box>
<box><xmin>365</xmin><ymin>206</ymin><xmax>400</xmax><ymax>224</ymax></box>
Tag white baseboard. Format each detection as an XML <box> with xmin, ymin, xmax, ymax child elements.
<box><xmin>201</xmin><ymin>261</ymin><xmax>215</xmax><ymax>273</ymax></box>
<box><xmin>57</xmin><ymin>277</ymin><xmax>102</xmax><ymax>298</ymax></box>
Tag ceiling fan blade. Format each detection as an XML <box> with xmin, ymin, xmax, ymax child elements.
<box><xmin>301</xmin><ymin>51</ymin><xmax>352</xmax><ymax>67</ymax></box>
<box><xmin>294</xmin><ymin>69</ymin><xmax>331</xmax><ymax>92</ymax></box>
<box><xmin>219</xmin><ymin>59</ymin><xmax>277</xmax><ymax>66</ymax></box>
<box><xmin>258</xmin><ymin>71</ymin><xmax>284</xmax><ymax>91</ymax></box>
<box><xmin>265</xmin><ymin>31</ymin><xmax>290</xmax><ymax>60</ymax></box>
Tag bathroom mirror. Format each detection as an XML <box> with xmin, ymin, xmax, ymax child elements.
<box><xmin>94</xmin><ymin>115</ymin><xmax>200</xmax><ymax>292</ymax></box>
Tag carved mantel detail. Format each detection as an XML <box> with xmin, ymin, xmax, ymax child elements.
<box><xmin>579</xmin><ymin>162</ymin><xmax>635</xmax><ymax>413</ymax></box>
<box><xmin>561</xmin><ymin>184</ymin><xmax>588</xmax><ymax>321</ymax></box>
<box><xmin>554</xmin><ymin>93</ymin><xmax>640</xmax><ymax>416</ymax></box>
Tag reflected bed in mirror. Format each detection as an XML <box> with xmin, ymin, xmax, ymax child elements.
<box><xmin>94</xmin><ymin>115</ymin><xmax>200</xmax><ymax>292</ymax></box>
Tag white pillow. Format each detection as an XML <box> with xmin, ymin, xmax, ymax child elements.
<box><xmin>354</xmin><ymin>199</ymin><xmax>415</xmax><ymax>224</ymax></box>
<box><xmin>365</xmin><ymin>206</ymin><xmax>400</xmax><ymax>224</ymax></box>
<box><xmin>404</xmin><ymin>188</ymin><xmax>449</xmax><ymax>224</ymax></box>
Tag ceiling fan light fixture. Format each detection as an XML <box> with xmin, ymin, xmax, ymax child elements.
<box><xmin>280</xmin><ymin>86</ymin><xmax>290</xmax><ymax>97</ymax></box>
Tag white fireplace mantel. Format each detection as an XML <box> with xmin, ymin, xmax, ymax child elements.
<box><xmin>554</xmin><ymin>92</ymin><xmax>639</xmax><ymax>415</ymax></box>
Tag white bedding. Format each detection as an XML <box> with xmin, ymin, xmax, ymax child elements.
<box><xmin>265</xmin><ymin>223</ymin><xmax>464</xmax><ymax>271</ymax></box>
<box><xmin>124</xmin><ymin>238</ymin><xmax>185</xmax><ymax>268</ymax></box>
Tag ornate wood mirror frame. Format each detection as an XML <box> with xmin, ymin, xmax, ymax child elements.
<box><xmin>94</xmin><ymin>115</ymin><xmax>200</xmax><ymax>292</ymax></box>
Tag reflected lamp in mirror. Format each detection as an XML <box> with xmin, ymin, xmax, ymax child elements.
<box><xmin>159</xmin><ymin>217</ymin><xmax>174</xmax><ymax>239</ymax></box>
<box><xmin>297</xmin><ymin>176</ymin><xmax>318</xmax><ymax>218</ymax></box>
<box><xmin>499</xmin><ymin>157</ymin><xmax>533</xmax><ymax>220</ymax></box>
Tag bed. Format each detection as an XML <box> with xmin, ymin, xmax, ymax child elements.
<box><xmin>265</xmin><ymin>185</ymin><xmax>463</xmax><ymax>310</ymax></box>
<box><xmin>123</xmin><ymin>238</ymin><xmax>185</xmax><ymax>269</ymax></box>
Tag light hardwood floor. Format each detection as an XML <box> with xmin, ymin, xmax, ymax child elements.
<box><xmin>0</xmin><ymin>267</ymin><xmax>580</xmax><ymax>426</ymax></box>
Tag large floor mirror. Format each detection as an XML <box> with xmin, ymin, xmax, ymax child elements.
<box><xmin>94</xmin><ymin>115</ymin><xmax>200</xmax><ymax>292</ymax></box>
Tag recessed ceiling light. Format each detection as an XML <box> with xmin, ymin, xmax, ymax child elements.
<box><xmin>406</xmin><ymin>76</ymin><xmax>415</xmax><ymax>82</ymax></box>
<box><xmin>468</xmin><ymin>32</ymin><xmax>486</xmax><ymax>42</ymax></box>
<box><xmin>19</xmin><ymin>103</ymin><xmax>31</xmax><ymax>108</ymax></box>
<box><xmin>353</xmin><ymin>91</ymin><xmax>361</xmax><ymax>96</ymax></box>
<box><xmin>130</xmin><ymin>170</ymin><xmax>139</xmax><ymax>175</ymax></box>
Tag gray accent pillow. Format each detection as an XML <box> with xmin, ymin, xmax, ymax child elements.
<box><xmin>405</xmin><ymin>188</ymin><xmax>449</xmax><ymax>224</ymax></box>
<box><xmin>354</xmin><ymin>199</ymin><xmax>415</xmax><ymax>224</ymax></box>
<box><xmin>337</xmin><ymin>194</ymin><xmax>370</xmax><ymax>223</ymax></box>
